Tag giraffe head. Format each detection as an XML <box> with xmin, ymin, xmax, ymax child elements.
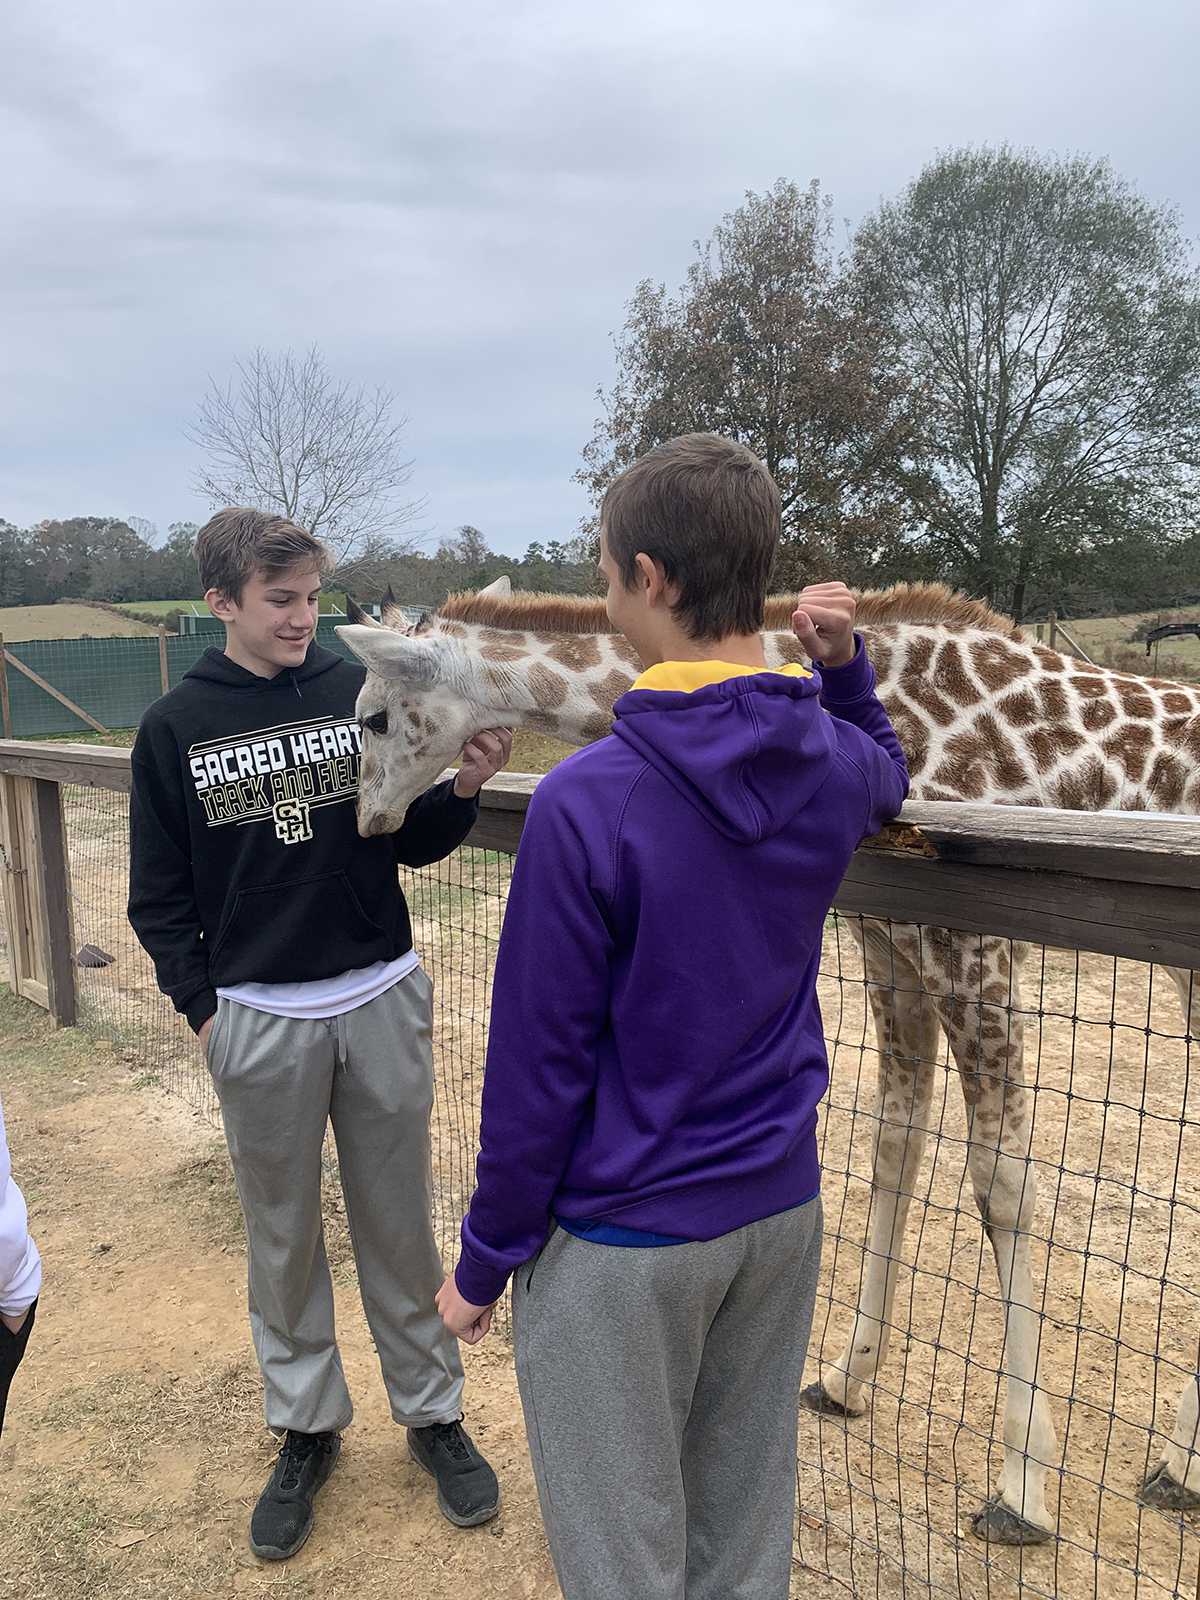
<box><xmin>337</xmin><ymin>577</ymin><xmax>543</xmax><ymax>836</ymax></box>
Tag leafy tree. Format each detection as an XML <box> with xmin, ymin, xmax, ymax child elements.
<box><xmin>854</xmin><ymin>146</ymin><xmax>1200</xmax><ymax>618</ymax></box>
<box><xmin>577</xmin><ymin>179</ymin><xmax>934</xmax><ymax>588</ymax></box>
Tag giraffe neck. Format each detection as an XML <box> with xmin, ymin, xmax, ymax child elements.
<box><xmin>435</xmin><ymin>612</ymin><xmax>1200</xmax><ymax>817</ymax></box>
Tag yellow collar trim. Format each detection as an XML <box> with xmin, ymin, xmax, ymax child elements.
<box><xmin>632</xmin><ymin>659</ymin><xmax>812</xmax><ymax>693</ymax></box>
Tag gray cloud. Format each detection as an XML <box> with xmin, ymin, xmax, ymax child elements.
<box><xmin>1</xmin><ymin>0</ymin><xmax>1196</xmax><ymax>557</ymax></box>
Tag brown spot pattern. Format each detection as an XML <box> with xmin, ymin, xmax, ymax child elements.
<box><xmin>932</xmin><ymin>640</ymin><xmax>979</xmax><ymax>707</ymax></box>
<box><xmin>580</xmin><ymin>713</ymin><xmax>610</xmax><ymax>743</ymax></box>
<box><xmin>1147</xmin><ymin>752</ymin><xmax>1187</xmax><ymax>810</ymax></box>
<box><xmin>527</xmin><ymin>661</ymin><xmax>569</xmax><ymax>710</ymax></box>
<box><xmin>547</xmin><ymin>636</ymin><xmax>603</xmax><ymax>672</ymax></box>
<box><xmin>937</xmin><ymin>712</ymin><xmax>1027</xmax><ymax>796</ymax></box>
<box><xmin>480</xmin><ymin>641</ymin><xmax>528</xmax><ymax>662</ymax></box>
<box><xmin>1026</xmin><ymin>727</ymin><xmax>1084</xmax><ymax>773</ymax></box>
<box><xmin>998</xmin><ymin>689</ymin><xmax>1039</xmax><ymax>727</ymax></box>
<box><xmin>971</xmin><ymin>638</ymin><xmax>1030</xmax><ymax>692</ymax></box>
<box><xmin>1053</xmin><ymin>758</ymin><xmax>1119</xmax><ymax>811</ymax></box>
<box><xmin>1080</xmin><ymin>698</ymin><xmax>1118</xmax><ymax>731</ymax></box>
<box><xmin>1102</xmin><ymin>724</ymin><xmax>1154</xmax><ymax>783</ymax></box>
<box><xmin>589</xmin><ymin>669</ymin><xmax>632</xmax><ymax>715</ymax></box>
<box><xmin>1116</xmin><ymin>684</ymin><xmax>1156</xmax><ymax>720</ymax></box>
<box><xmin>1037</xmin><ymin>679</ymin><xmax>1069</xmax><ymax>720</ymax></box>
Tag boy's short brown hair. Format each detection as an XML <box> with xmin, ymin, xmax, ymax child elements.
<box><xmin>601</xmin><ymin>433</ymin><xmax>781</xmax><ymax>640</ymax></box>
<box><xmin>195</xmin><ymin>508</ymin><xmax>330</xmax><ymax>603</ymax></box>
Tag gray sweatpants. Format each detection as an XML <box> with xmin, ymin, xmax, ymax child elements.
<box><xmin>206</xmin><ymin>969</ymin><xmax>464</xmax><ymax>1435</ymax></box>
<box><xmin>513</xmin><ymin>1197</ymin><xmax>823</xmax><ymax>1600</ymax></box>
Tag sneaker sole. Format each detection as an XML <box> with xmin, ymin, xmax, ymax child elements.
<box><xmin>406</xmin><ymin>1442</ymin><xmax>501</xmax><ymax>1528</ymax></box>
<box><xmin>249</xmin><ymin>1518</ymin><xmax>314</xmax><ymax>1562</ymax></box>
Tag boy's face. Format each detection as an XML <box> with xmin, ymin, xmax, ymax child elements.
<box><xmin>209</xmin><ymin>564</ymin><xmax>322</xmax><ymax>676</ymax></box>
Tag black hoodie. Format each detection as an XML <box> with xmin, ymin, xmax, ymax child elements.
<box><xmin>128</xmin><ymin>643</ymin><xmax>478</xmax><ymax>1033</ymax></box>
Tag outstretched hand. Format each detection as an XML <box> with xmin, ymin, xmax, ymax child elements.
<box><xmin>792</xmin><ymin>583</ymin><xmax>858</xmax><ymax>669</ymax></box>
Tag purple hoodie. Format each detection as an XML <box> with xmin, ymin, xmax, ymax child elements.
<box><xmin>455</xmin><ymin>641</ymin><xmax>908</xmax><ymax>1307</ymax></box>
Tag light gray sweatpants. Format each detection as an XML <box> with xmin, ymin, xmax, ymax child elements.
<box><xmin>206</xmin><ymin>969</ymin><xmax>464</xmax><ymax>1435</ymax></box>
<box><xmin>513</xmin><ymin>1196</ymin><xmax>823</xmax><ymax>1600</ymax></box>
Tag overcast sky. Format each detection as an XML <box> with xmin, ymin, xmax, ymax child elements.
<box><xmin>2</xmin><ymin>0</ymin><xmax>1196</xmax><ymax>560</ymax></box>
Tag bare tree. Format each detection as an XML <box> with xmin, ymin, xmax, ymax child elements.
<box><xmin>189</xmin><ymin>345</ymin><xmax>424</xmax><ymax>561</ymax></box>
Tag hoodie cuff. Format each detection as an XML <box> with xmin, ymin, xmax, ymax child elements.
<box><xmin>816</xmin><ymin>635</ymin><xmax>874</xmax><ymax>704</ymax></box>
<box><xmin>184</xmin><ymin>988</ymin><xmax>218</xmax><ymax>1035</ymax></box>
<box><xmin>454</xmin><ymin>1250</ymin><xmax>508</xmax><ymax>1310</ymax></box>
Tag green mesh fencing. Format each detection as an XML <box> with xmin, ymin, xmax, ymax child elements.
<box><xmin>1</xmin><ymin>623</ymin><xmax>358</xmax><ymax>737</ymax></box>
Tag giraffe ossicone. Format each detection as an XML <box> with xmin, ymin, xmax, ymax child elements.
<box><xmin>336</xmin><ymin>578</ymin><xmax>1200</xmax><ymax>1541</ymax></box>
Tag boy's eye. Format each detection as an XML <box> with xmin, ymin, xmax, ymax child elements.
<box><xmin>361</xmin><ymin>710</ymin><xmax>389</xmax><ymax>736</ymax></box>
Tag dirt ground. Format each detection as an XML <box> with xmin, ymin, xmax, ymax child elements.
<box><xmin>0</xmin><ymin>990</ymin><xmax>563</xmax><ymax>1600</ymax></box>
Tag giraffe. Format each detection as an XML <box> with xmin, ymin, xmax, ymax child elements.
<box><xmin>337</xmin><ymin>577</ymin><xmax>1200</xmax><ymax>1542</ymax></box>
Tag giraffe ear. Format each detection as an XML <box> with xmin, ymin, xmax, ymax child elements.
<box><xmin>477</xmin><ymin>575</ymin><xmax>512</xmax><ymax>598</ymax></box>
<box><xmin>344</xmin><ymin>593</ymin><xmax>382</xmax><ymax>628</ymax></box>
<box><xmin>336</xmin><ymin>626</ymin><xmax>447</xmax><ymax>687</ymax></box>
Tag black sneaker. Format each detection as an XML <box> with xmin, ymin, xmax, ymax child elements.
<box><xmin>249</xmin><ymin>1430</ymin><xmax>341</xmax><ymax>1560</ymax></box>
<box><xmin>407</xmin><ymin>1418</ymin><xmax>500</xmax><ymax>1527</ymax></box>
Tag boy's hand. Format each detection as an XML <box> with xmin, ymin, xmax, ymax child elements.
<box><xmin>436</xmin><ymin>1273</ymin><xmax>495</xmax><ymax>1345</ymax></box>
<box><xmin>198</xmin><ymin>1016</ymin><xmax>214</xmax><ymax>1055</ymax></box>
<box><xmin>454</xmin><ymin>728</ymin><xmax>514</xmax><ymax>800</ymax></box>
<box><xmin>793</xmin><ymin>583</ymin><xmax>858</xmax><ymax>669</ymax></box>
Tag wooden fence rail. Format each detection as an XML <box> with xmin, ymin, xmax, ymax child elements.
<box><xmin>2</xmin><ymin>738</ymin><xmax>1199</xmax><ymax>1026</ymax></box>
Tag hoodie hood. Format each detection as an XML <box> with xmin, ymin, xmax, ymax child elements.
<box><xmin>183</xmin><ymin>641</ymin><xmax>343</xmax><ymax>694</ymax></box>
<box><xmin>612</xmin><ymin>663</ymin><xmax>835</xmax><ymax>844</ymax></box>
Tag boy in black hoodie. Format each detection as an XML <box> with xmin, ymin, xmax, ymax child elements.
<box><xmin>129</xmin><ymin>509</ymin><xmax>508</xmax><ymax>1560</ymax></box>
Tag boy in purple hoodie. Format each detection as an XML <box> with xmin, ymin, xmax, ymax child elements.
<box><xmin>437</xmin><ymin>433</ymin><xmax>909</xmax><ymax>1599</ymax></box>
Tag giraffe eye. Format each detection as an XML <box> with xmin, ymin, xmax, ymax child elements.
<box><xmin>361</xmin><ymin>709</ymin><xmax>389</xmax><ymax>736</ymax></box>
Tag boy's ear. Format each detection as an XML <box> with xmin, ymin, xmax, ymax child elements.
<box><xmin>206</xmin><ymin>587</ymin><xmax>235</xmax><ymax>620</ymax></box>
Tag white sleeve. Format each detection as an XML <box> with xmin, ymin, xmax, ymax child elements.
<box><xmin>0</xmin><ymin>1095</ymin><xmax>42</xmax><ymax>1316</ymax></box>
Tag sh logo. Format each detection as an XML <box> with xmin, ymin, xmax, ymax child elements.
<box><xmin>273</xmin><ymin>797</ymin><xmax>313</xmax><ymax>845</ymax></box>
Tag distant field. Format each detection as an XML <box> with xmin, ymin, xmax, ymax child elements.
<box><xmin>0</xmin><ymin>603</ymin><xmax>157</xmax><ymax>641</ymax></box>
<box><xmin>1062</xmin><ymin>608</ymin><xmax>1200</xmax><ymax>680</ymax></box>
<box><xmin>113</xmin><ymin>598</ymin><xmax>205</xmax><ymax>617</ymax></box>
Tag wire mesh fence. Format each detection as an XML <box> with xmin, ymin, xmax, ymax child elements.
<box><xmin>3</xmin><ymin>780</ymin><xmax>1199</xmax><ymax>1599</ymax></box>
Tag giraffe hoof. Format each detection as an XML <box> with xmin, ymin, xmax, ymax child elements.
<box><xmin>970</xmin><ymin>1493</ymin><xmax>1055</xmax><ymax>1545</ymax></box>
<box><xmin>1139</xmin><ymin>1463</ymin><xmax>1200</xmax><ymax>1513</ymax></box>
<box><xmin>799</xmin><ymin>1382</ymin><xmax>857</xmax><ymax>1419</ymax></box>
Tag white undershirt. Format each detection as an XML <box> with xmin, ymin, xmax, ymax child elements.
<box><xmin>216</xmin><ymin>952</ymin><xmax>420</xmax><ymax>1020</ymax></box>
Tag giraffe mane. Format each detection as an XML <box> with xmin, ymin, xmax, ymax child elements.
<box><xmin>439</xmin><ymin>581</ymin><xmax>1022</xmax><ymax>639</ymax></box>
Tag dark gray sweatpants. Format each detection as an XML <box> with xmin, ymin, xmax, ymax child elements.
<box><xmin>513</xmin><ymin>1197</ymin><xmax>823</xmax><ymax>1600</ymax></box>
<box><xmin>207</xmin><ymin>969</ymin><xmax>464</xmax><ymax>1435</ymax></box>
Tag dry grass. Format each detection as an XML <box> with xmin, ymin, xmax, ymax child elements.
<box><xmin>0</xmin><ymin>604</ymin><xmax>158</xmax><ymax>642</ymax></box>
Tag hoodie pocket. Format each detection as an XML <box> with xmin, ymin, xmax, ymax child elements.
<box><xmin>208</xmin><ymin>872</ymin><xmax>392</xmax><ymax>984</ymax></box>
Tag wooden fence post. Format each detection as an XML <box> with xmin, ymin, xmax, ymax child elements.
<box><xmin>158</xmin><ymin>624</ymin><xmax>169</xmax><ymax>694</ymax></box>
<box><xmin>31</xmin><ymin>776</ymin><xmax>77</xmax><ymax>1026</ymax></box>
<box><xmin>0</xmin><ymin>634</ymin><xmax>12</xmax><ymax>738</ymax></box>
<box><xmin>1048</xmin><ymin>612</ymin><xmax>1058</xmax><ymax>650</ymax></box>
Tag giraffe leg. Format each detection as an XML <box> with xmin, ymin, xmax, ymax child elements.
<box><xmin>1141</xmin><ymin>1373</ymin><xmax>1200</xmax><ymax>1511</ymax></box>
<box><xmin>1139</xmin><ymin>971</ymin><xmax>1200</xmax><ymax>1512</ymax></box>
<box><xmin>932</xmin><ymin>935</ymin><xmax>1057</xmax><ymax>1544</ymax></box>
<box><xmin>802</xmin><ymin>921</ymin><xmax>939</xmax><ymax>1419</ymax></box>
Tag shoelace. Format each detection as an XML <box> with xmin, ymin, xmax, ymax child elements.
<box><xmin>277</xmin><ymin>1431</ymin><xmax>331</xmax><ymax>1492</ymax></box>
<box><xmin>425</xmin><ymin>1421</ymin><xmax>471</xmax><ymax>1463</ymax></box>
